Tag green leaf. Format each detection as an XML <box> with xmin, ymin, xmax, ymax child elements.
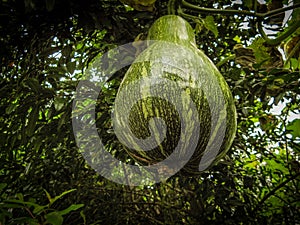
<box><xmin>243</xmin><ymin>0</ymin><xmax>253</xmax><ymax>9</ymax></box>
<box><xmin>290</xmin><ymin>58</ymin><xmax>300</xmax><ymax>70</ymax></box>
<box><xmin>53</xmin><ymin>97</ymin><xmax>66</xmax><ymax>111</ymax></box>
<box><xmin>0</xmin><ymin>183</ymin><xmax>7</xmax><ymax>192</ymax></box>
<box><xmin>10</xmin><ymin>217</ymin><xmax>39</xmax><ymax>225</ymax></box>
<box><xmin>45</xmin><ymin>212</ymin><xmax>63</xmax><ymax>225</ymax></box>
<box><xmin>62</xmin><ymin>45</ymin><xmax>72</xmax><ymax>58</ymax></box>
<box><xmin>264</xmin><ymin>159</ymin><xmax>289</xmax><ymax>174</ymax></box>
<box><xmin>75</xmin><ymin>43</ymin><xmax>83</xmax><ymax>50</ymax></box>
<box><xmin>45</xmin><ymin>0</ymin><xmax>55</xmax><ymax>11</ymax></box>
<box><xmin>49</xmin><ymin>189</ymin><xmax>77</xmax><ymax>206</ymax></box>
<box><xmin>33</xmin><ymin>204</ymin><xmax>48</xmax><ymax>215</ymax></box>
<box><xmin>250</xmin><ymin>37</ymin><xmax>271</xmax><ymax>66</ymax></box>
<box><xmin>233</xmin><ymin>35</ymin><xmax>241</xmax><ymax>43</ymax></box>
<box><xmin>194</xmin><ymin>19</ymin><xmax>203</xmax><ymax>34</ymax></box>
<box><xmin>286</xmin><ymin>119</ymin><xmax>300</xmax><ymax>138</ymax></box>
<box><xmin>203</xmin><ymin>16</ymin><xmax>218</xmax><ymax>37</ymax></box>
<box><xmin>25</xmin><ymin>78</ymin><xmax>42</xmax><ymax>93</ymax></box>
<box><xmin>16</xmin><ymin>193</ymin><xmax>24</xmax><ymax>201</ymax></box>
<box><xmin>6</xmin><ymin>103</ymin><xmax>18</xmax><ymax>114</ymax></box>
<box><xmin>4</xmin><ymin>199</ymin><xmax>40</xmax><ymax>208</ymax></box>
<box><xmin>27</xmin><ymin>105</ymin><xmax>39</xmax><ymax>136</ymax></box>
<box><xmin>274</xmin><ymin>92</ymin><xmax>285</xmax><ymax>105</ymax></box>
<box><xmin>44</xmin><ymin>189</ymin><xmax>52</xmax><ymax>203</ymax></box>
<box><xmin>58</xmin><ymin>204</ymin><xmax>84</xmax><ymax>216</ymax></box>
<box><xmin>244</xmin><ymin>161</ymin><xmax>258</xmax><ymax>169</ymax></box>
<box><xmin>66</xmin><ymin>61</ymin><xmax>76</xmax><ymax>74</ymax></box>
<box><xmin>0</xmin><ymin>203</ymin><xmax>28</xmax><ymax>208</ymax></box>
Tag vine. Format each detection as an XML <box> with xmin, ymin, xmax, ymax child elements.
<box><xmin>168</xmin><ymin>0</ymin><xmax>300</xmax><ymax>46</ymax></box>
<box><xmin>167</xmin><ymin>0</ymin><xmax>177</xmax><ymax>15</ymax></box>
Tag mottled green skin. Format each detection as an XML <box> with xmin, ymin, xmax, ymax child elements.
<box><xmin>116</xmin><ymin>15</ymin><xmax>237</xmax><ymax>176</ymax></box>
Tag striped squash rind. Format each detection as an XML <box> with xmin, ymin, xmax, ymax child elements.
<box><xmin>114</xmin><ymin>15</ymin><xmax>237</xmax><ymax>176</ymax></box>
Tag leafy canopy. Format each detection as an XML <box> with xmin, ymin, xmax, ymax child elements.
<box><xmin>0</xmin><ymin>0</ymin><xmax>299</xmax><ymax>224</ymax></box>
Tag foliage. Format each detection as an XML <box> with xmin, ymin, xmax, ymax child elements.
<box><xmin>0</xmin><ymin>0</ymin><xmax>299</xmax><ymax>224</ymax></box>
<box><xmin>0</xmin><ymin>187</ymin><xmax>84</xmax><ymax>225</ymax></box>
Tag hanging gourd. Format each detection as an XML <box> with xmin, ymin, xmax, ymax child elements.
<box><xmin>113</xmin><ymin>15</ymin><xmax>237</xmax><ymax>176</ymax></box>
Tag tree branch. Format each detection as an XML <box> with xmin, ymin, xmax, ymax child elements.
<box><xmin>177</xmin><ymin>0</ymin><xmax>300</xmax><ymax>46</ymax></box>
<box><xmin>253</xmin><ymin>172</ymin><xmax>300</xmax><ymax>213</ymax></box>
<box><xmin>258</xmin><ymin>18</ymin><xmax>300</xmax><ymax>46</ymax></box>
<box><xmin>180</xmin><ymin>0</ymin><xmax>300</xmax><ymax>19</ymax></box>
<box><xmin>181</xmin><ymin>0</ymin><xmax>258</xmax><ymax>17</ymax></box>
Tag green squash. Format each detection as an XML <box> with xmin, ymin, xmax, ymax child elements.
<box><xmin>113</xmin><ymin>15</ymin><xmax>237</xmax><ymax>176</ymax></box>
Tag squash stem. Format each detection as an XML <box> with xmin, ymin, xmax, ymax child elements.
<box><xmin>168</xmin><ymin>0</ymin><xmax>176</xmax><ymax>15</ymax></box>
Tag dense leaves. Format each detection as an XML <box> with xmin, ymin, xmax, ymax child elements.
<box><xmin>0</xmin><ymin>0</ymin><xmax>299</xmax><ymax>224</ymax></box>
